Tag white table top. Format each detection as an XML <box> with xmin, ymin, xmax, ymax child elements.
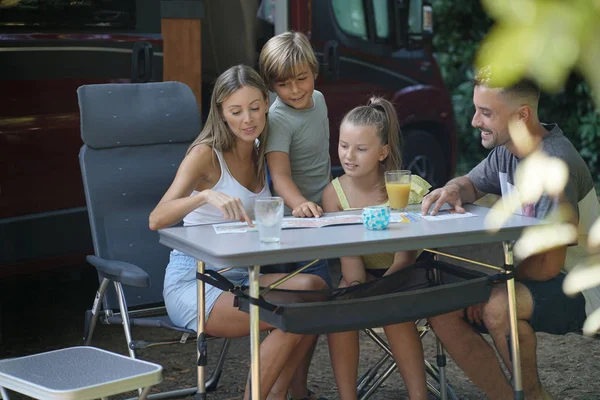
<box><xmin>158</xmin><ymin>205</ymin><xmax>540</xmax><ymax>268</ymax></box>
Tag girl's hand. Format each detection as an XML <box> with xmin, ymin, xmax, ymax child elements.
<box><xmin>292</xmin><ymin>201</ymin><xmax>323</xmax><ymax>218</ymax></box>
<box><xmin>202</xmin><ymin>190</ymin><xmax>253</xmax><ymax>226</ymax></box>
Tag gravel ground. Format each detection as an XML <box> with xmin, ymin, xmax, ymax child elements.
<box><xmin>1</xmin><ymin>243</ymin><xmax>599</xmax><ymax>399</ymax></box>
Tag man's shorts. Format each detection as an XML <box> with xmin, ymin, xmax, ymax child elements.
<box><xmin>468</xmin><ymin>273</ymin><xmax>586</xmax><ymax>335</ymax></box>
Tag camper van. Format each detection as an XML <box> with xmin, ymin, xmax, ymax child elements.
<box><xmin>0</xmin><ymin>0</ymin><xmax>456</xmax><ymax>275</ymax></box>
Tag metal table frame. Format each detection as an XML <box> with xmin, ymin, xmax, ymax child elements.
<box><xmin>159</xmin><ymin>205</ymin><xmax>538</xmax><ymax>400</ymax></box>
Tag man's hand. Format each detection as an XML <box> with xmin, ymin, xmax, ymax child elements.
<box><xmin>292</xmin><ymin>201</ymin><xmax>323</xmax><ymax>218</ymax></box>
<box><xmin>466</xmin><ymin>303</ymin><xmax>485</xmax><ymax>327</ymax></box>
<box><xmin>421</xmin><ymin>183</ymin><xmax>466</xmax><ymax>216</ymax></box>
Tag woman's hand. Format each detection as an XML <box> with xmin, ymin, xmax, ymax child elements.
<box><xmin>203</xmin><ymin>190</ymin><xmax>253</xmax><ymax>226</ymax></box>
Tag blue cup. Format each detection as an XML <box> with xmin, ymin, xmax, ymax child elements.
<box><xmin>361</xmin><ymin>205</ymin><xmax>391</xmax><ymax>230</ymax></box>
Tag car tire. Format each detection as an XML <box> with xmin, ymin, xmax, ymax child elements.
<box><xmin>402</xmin><ymin>130</ymin><xmax>448</xmax><ymax>189</ymax></box>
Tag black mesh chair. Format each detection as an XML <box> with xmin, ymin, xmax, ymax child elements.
<box><xmin>77</xmin><ymin>81</ymin><xmax>230</xmax><ymax>398</ymax></box>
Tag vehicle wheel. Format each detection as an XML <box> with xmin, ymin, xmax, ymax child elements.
<box><xmin>402</xmin><ymin>130</ymin><xmax>448</xmax><ymax>189</ymax></box>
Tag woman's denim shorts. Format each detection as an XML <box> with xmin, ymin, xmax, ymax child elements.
<box><xmin>163</xmin><ymin>250</ymin><xmax>252</xmax><ymax>331</ymax></box>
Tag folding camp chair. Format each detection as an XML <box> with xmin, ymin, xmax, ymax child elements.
<box><xmin>359</xmin><ymin>323</ymin><xmax>457</xmax><ymax>400</ymax></box>
<box><xmin>358</xmin><ymin>252</ymin><xmax>459</xmax><ymax>400</ymax></box>
<box><xmin>77</xmin><ymin>81</ymin><xmax>230</xmax><ymax>398</ymax></box>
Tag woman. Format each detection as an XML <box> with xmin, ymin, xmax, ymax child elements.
<box><xmin>149</xmin><ymin>65</ymin><xmax>327</xmax><ymax>400</ymax></box>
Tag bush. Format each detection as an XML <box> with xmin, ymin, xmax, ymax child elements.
<box><xmin>433</xmin><ymin>0</ymin><xmax>600</xmax><ymax>186</ymax></box>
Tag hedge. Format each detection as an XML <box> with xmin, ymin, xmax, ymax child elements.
<box><xmin>432</xmin><ymin>0</ymin><xmax>600</xmax><ymax>186</ymax></box>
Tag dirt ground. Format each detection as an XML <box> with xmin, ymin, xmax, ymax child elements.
<box><xmin>1</xmin><ymin>244</ymin><xmax>599</xmax><ymax>399</ymax></box>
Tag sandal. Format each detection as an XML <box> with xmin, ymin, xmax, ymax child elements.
<box><xmin>287</xmin><ymin>389</ymin><xmax>328</xmax><ymax>400</ymax></box>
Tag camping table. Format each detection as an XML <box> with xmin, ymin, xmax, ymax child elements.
<box><xmin>159</xmin><ymin>204</ymin><xmax>540</xmax><ymax>400</ymax></box>
<box><xmin>0</xmin><ymin>346</ymin><xmax>162</xmax><ymax>400</ymax></box>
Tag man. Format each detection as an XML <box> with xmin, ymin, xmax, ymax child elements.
<box><xmin>421</xmin><ymin>70</ymin><xmax>600</xmax><ymax>400</ymax></box>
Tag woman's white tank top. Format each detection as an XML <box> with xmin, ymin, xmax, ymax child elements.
<box><xmin>183</xmin><ymin>149</ymin><xmax>271</xmax><ymax>226</ymax></box>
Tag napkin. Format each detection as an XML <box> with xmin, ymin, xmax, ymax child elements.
<box><xmin>408</xmin><ymin>175</ymin><xmax>432</xmax><ymax>205</ymax></box>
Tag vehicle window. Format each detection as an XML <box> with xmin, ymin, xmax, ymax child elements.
<box><xmin>0</xmin><ymin>0</ymin><xmax>136</xmax><ymax>30</ymax></box>
<box><xmin>371</xmin><ymin>0</ymin><xmax>390</xmax><ymax>39</ymax></box>
<box><xmin>408</xmin><ymin>0</ymin><xmax>423</xmax><ymax>35</ymax></box>
<box><xmin>332</xmin><ymin>0</ymin><xmax>367</xmax><ymax>40</ymax></box>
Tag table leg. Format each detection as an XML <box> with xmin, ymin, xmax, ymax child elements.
<box><xmin>249</xmin><ymin>265</ymin><xmax>261</xmax><ymax>399</ymax></box>
<box><xmin>436</xmin><ymin>338</ymin><xmax>447</xmax><ymax>400</ymax></box>
<box><xmin>197</xmin><ymin>261</ymin><xmax>207</xmax><ymax>400</ymax></box>
<box><xmin>503</xmin><ymin>241</ymin><xmax>524</xmax><ymax>400</ymax></box>
<box><xmin>433</xmin><ymin>260</ymin><xmax>448</xmax><ymax>400</ymax></box>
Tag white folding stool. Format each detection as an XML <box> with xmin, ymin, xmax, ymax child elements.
<box><xmin>0</xmin><ymin>346</ymin><xmax>162</xmax><ymax>400</ymax></box>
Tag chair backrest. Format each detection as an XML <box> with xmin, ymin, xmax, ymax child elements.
<box><xmin>78</xmin><ymin>81</ymin><xmax>200</xmax><ymax>309</ymax></box>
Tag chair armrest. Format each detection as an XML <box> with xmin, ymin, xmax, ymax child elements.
<box><xmin>86</xmin><ymin>255</ymin><xmax>151</xmax><ymax>288</ymax></box>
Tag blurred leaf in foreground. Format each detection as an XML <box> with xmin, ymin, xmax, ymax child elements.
<box><xmin>514</xmin><ymin>223</ymin><xmax>578</xmax><ymax>261</ymax></box>
<box><xmin>477</xmin><ymin>0</ymin><xmax>600</xmax><ymax>100</ymax></box>
<box><xmin>589</xmin><ymin>218</ymin><xmax>600</xmax><ymax>249</ymax></box>
<box><xmin>563</xmin><ymin>255</ymin><xmax>600</xmax><ymax>335</ymax></box>
<box><xmin>485</xmin><ymin>150</ymin><xmax>570</xmax><ymax>233</ymax></box>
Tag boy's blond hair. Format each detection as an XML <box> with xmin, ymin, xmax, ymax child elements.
<box><xmin>259</xmin><ymin>31</ymin><xmax>319</xmax><ymax>89</ymax></box>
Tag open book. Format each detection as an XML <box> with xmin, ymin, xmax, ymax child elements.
<box><xmin>213</xmin><ymin>213</ymin><xmax>411</xmax><ymax>234</ymax></box>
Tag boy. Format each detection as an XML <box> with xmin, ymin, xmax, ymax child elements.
<box><xmin>259</xmin><ymin>31</ymin><xmax>331</xmax><ymax>400</ymax></box>
<box><xmin>260</xmin><ymin>31</ymin><xmax>331</xmax><ymax>219</ymax></box>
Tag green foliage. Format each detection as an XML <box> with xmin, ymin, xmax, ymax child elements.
<box><xmin>432</xmin><ymin>0</ymin><xmax>491</xmax><ymax>174</ymax></box>
<box><xmin>432</xmin><ymin>0</ymin><xmax>600</xmax><ymax>185</ymax></box>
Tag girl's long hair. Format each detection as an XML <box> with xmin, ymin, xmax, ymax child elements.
<box><xmin>341</xmin><ymin>96</ymin><xmax>402</xmax><ymax>171</ymax></box>
<box><xmin>188</xmin><ymin>65</ymin><xmax>269</xmax><ymax>185</ymax></box>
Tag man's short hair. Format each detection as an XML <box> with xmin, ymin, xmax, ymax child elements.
<box><xmin>259</xmin><ymin>31</ymin><xmax>319</xmax><ymax>88</ymax></box>
<box><xmin>473</xmin><ymin>66</ymin><xmax>541</xmax><ymax>106</ymax></box>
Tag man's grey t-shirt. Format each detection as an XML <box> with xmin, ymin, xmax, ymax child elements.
<box><xmin>468</xmin><ymin>123</ymin><xmax>600</xmax><ymax>315</ymax></box>
<box><xmin>265</xmin><ymin>90</ymin><xmax>331</xmax><ymax>208</ymax></box>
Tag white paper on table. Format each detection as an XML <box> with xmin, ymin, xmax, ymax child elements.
<box><xmin>419</xmin><ymin>210</ymin><xmax>476</xmax><ymax>221</ymax></box>
<box><xmin>213</xmin><ymin>213</ymin><xmax>409</xmax><ymax>234</ymax></box>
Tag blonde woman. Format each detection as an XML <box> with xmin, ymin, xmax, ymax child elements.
<box><xmin>149</xmin><ymin>65</ymin><xmax>327</xmax><ymax>400</ymax></box>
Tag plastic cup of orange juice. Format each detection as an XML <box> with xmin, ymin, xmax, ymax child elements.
<box><xmin>384</xmin><ymin>170</ymin><xmax>411</xmax><ymax>211</ymax></box>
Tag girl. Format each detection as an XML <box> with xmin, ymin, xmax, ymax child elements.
<box><xmin>322</xmin><ymin>97</ymin><xmax>430</xmax><ymax>400</ymax></box>
<box><xmin>149</xmin><ymin>65</ymin><xmax>327</xmax><ymax>400</ymax></box>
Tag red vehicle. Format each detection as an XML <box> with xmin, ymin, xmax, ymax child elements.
<box><xmin>0</xmin><ymin>0</ymin><xmax>456</xmax><ymax>276</ymax></box>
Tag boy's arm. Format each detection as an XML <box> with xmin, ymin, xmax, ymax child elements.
<box><xmin>267</xmin><ymin>151</ymin><xmax>323</xmax><ymax>217</ymax></box>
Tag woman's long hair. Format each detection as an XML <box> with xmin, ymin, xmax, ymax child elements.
<box><xmin>188</xmin><ymin>65</ymin><xmax>270</xmax><ymax>185</ymax></box>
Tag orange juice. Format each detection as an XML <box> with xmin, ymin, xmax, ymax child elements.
<box><xmin>386</xmin><ymin>183</ymin><xmax>411</xmax><ymax>209</ymax></box>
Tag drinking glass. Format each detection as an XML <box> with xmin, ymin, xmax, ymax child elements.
<box><xmin>254</xmin><ymin>197</ymin><xmax>284</xmax><ymax>243</ymax></box>
<box><xmin>384</xmin><ymin>170</ymin><xmax>412</xmax><ymax>211</ymax></box>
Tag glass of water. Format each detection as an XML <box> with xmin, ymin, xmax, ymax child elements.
<box><xmin>254</xmin><ymin>197</ymin><xmax>284</xmax><ymax>243</ymax></box>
